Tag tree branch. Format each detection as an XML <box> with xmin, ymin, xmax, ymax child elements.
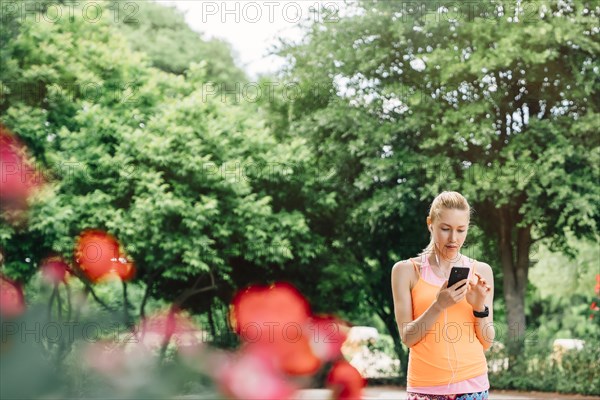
<box><xmin>84</xmin><ymin>283</ymin><xmax>117</xmax><ymax>313</ymax></box>
<box><xmin>173</xmin><ymin>269</ymin><xmax>217</xmax><ymax>308</ymax></box>
<box><xmin>140</xmin><ymin>268</ymin><xmax>165</xmax><ymax>319</ymax></box>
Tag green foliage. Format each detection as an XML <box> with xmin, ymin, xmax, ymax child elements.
<box><xmin>116</xmin><ymin>1</ymin><xmax>245</xmax><ymax>81</ymax></box>
<box><xmin>488</xmin><ymin>340</ymin><xmax>600</xmax><ymax>395</ymax></box>
<box><xmin>0</xmin><ymin>0</ymin><xmax>322</xmax><ymax>318</ymax></box>
<box><xmin>526</xmin><ymin>237</ymin><xmax>600</xmax><ymax>341</ymax></box>
<box><xmin>2</xmin><ymin>0</ymin><xmax>598</xmax><ymax>395</ymax></box>
<box><xmin>529</xmin><ymin>235</ymin><xmax>598</xmax><ymax>299</ymax></box>
<box><xmin>272</xmin><ymin>0</ymin><xmax>600</xmax><ymax>368</ymax></box>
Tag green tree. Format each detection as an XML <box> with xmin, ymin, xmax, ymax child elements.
<box><xmin>116</xmin><ymin>1</ymin><xmax>245</xmax><ymax>82</ymax></box>
<box><xmin>273</xmin><ymin>0</ymin><xmax>599</xmax><ymax>368</ymax></box>
<box><xmin>0</xmin><ymin>0</ymin><xmax>320</xmax><ymax>330</ymax></box>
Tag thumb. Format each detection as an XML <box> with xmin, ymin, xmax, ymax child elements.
<box><xmin>441</xmin><ymin>280</ymin><xmax>448</xmax><ymax>289</ymax></box>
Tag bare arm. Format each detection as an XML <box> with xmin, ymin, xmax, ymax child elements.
<box><xmin>391</xmin><ymin>260</ymin><xmax>467</xmax><ymax>348</ymax></box>
<box><xmin>469</xmin><ymin>262</ymin><xmax>495</xmax><ymax>351</ymax></box>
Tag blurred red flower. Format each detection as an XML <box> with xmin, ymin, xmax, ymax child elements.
<box><xmin>40</xmin><ymin>256</ymin><xmax>70</xmax><ymax>285</ymax></box>
<box><xmin>1</xmin><ymin>125</ymin><xmax>44</xmax><ymax>225</ymax></box>
<box><xmin>326</xmin><ymin>360</ymin><xmax>366</xmax><ymax>400</ymax></box>
<box><xmin>307</xmin><ymin>315</ymin><xmax>349</xmax><ymax>362</ymax></box>
<box><xmin>84</xmin><ymin>340</ymin><xmax>156</xmax><ymax>392</ymax></box>
<box><xmin>230</xmin><ymin>282</ymin><xmax>321</xmax><ymax>375</ymax></box>
<box><xmin>74</xmin><ymin>230</ymin><xmax>135</xmax><ymax>283</ymax></box>
<box><xmin>595</xmin><ymin>274</ymin><xmax>600</xmax><ymax>296</ymax></box>
<box><xmin>136</xmin><ymin>309</ymin><xmax>200</xmax><ymax>352</ymax></box>
<box><xmin>114</xmin><ymin>257</ymin><xmax>135</xmax><ymax>281</ymax></box>
<box><xmin>230</xmin><ymin>282</ymin><xmax>311</xmax><ymax>340</ymax></box>
<box><xmin>0</xmin><ymin>275</ymin><xmax>25</xmax><ymax>318</ymax></box>
<box><xmin>215</xmin><ymin>343</ymin><xmax>299</xmax><ymax>400</ymax></box>
<box><xmin>0</xmin><ymin>125</ymin><xmax>43</xmax><ymax>202</ymax></box>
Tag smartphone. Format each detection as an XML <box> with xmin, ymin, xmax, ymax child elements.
<box><xmin>447</xmin><ymin>266</ymin><xmax>470</xmax><ymax>290</ymax></box>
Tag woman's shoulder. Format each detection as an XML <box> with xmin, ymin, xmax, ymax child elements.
<box><xmin>391</xmin><ymin>257</ymin><xmax>422</xmax><ymax>286</ymax></box>
<box><xmin>392</xmin><ymin>256</ymin><xmax>422</xmax><ymax>270</ymax></box>
<box><xmin>473</xmin><ymin>260</ymin><xmax>493</xmax><ymax>279</ymax></box>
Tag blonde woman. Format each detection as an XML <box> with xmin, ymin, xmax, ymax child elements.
<box><xmin>391</xmin><ymin>191</ymin><xmax>495</xmax><ymax>400</ymax></box>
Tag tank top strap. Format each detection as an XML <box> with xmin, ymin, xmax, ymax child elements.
<box><xmin>421</xmin><ymin>253</ymin><xmax>429</xmax><ymax>267</ymax></box>
<box><xmin>408</xmin><ymin>258</ymin><xmax>421</xmax><ymax>278</ymax></box>
<box><xmin>421</xmin><ymin>253</ymin><xmax>431</xmax><ymax>280</ymax></box>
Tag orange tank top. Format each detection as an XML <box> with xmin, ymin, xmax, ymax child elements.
<box><xmin>407</xmin><ymin>257</ymin><xmax>488</xmax><ymax>387</ymax></box>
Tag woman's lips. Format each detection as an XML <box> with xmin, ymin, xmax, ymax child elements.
<box><xmin>446</xmin><ymin>245</ymin><xmax>458</xmax><ymax>248</ymax></box>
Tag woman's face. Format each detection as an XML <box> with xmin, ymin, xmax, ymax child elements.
<box><xmin>428</xmin><ymin>208</ymin><xmax>470</xmax><ymax>261</ymax></box>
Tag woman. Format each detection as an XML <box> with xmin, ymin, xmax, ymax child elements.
<box><xmin>391</xmin><ymin>191</ymin><xmax>495</xmax><ymax>400</ymax></box>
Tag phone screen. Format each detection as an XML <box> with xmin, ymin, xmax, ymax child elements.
<box><xmin>447</xmin><ymin>266</ymin><xmax>470</xmax><ymax>289</ymax></box>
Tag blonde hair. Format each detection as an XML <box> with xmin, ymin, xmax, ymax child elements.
<box><xmin>419</xmin><ymin>191</ymin><xmax>472</xmax><ymax>257</ymax></box>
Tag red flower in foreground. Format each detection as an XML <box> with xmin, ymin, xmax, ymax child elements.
<box><xmin>0</xmin><ymin>275</ymin><xmax>25</xmax><ymax>318</ymax></box>
<box><xmin>230</xmin><ymin>282</ymin><xmax>321</xmax><ymax>375</ymax></box>
<box><xmin>1</xmin><ymin>125</ymin><xmax>44</xmax><ymax>224</ymax></box>
<box><xmin>326</xmin><ymin>360</ymin><xmax>366</xmax><ymax>400</ymax></box>
<box><xmin>40</xmin><ymin>256</ymin><xmax>70</xmax><ymax>285</ymax></box>
<box><xmin>215</xmin><ymin>343</ymin><xmax>298</xmax><ymax>400</ymax></box>
<box><xmin>113</xmin><ymin>257</ymin><xmax>135</xmax><ymax>281</ymax></box>
<box><xmin>230</xmin><ymin>282</ymin><xmax>311</xmax><ymax>340</ymax></box>
<box><xmin>595</xmin><ymin>274</ymin><xmax>600</xmax><ymax>296</ymax></box>
<box><xmin>0</xmin><ymin>125</ymin><xmax>43</xmax><ymax>202</ymax></box>
<box><xmin>74</xmin><ymin>230</ymin><xmax>135</xmax><ymax>283</ymax></box>
<box><xmin>227</xmin><ymin>282</ymin><xmax>353</xmax><ymax>399</ymax></box>
<box><xmin>307</xmin><ymin>315</ymin><xmax>349</xmax><ymax>362</ymax></box>
<box><xmin>136</xmin><ymin>310</ymin><xmax>200</xmax><ymax>352</ymax></box>
<box><xmin>84</xmin><ymin>340</ymin><xmax>156</xmax><ymax>391</ymax></box>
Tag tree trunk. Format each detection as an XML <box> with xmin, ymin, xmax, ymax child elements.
<box><xmin>208</xmin><ymin>297</ymin><xmax>216</xmax><ymax>340</ymax></box>
<box><xmin>498</xmin><ymin>204</ymin><xmax>532</xmax><ymax>362</ymax></box>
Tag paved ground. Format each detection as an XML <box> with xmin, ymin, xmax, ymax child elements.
<box><xmin>294</xmin><ymin>387</ymin><xmax>600</xmax><ymax>400</ymax></box>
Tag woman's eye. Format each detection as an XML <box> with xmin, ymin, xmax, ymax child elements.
<box><xmin>458</xmin><ymin>230</ymin><xmax>465</xmax><ymax>233</ymax></box>
<box><xmin>442</xmin><ymin>228</ymin><xmax>449</xmax><ymax>231</ymax></box>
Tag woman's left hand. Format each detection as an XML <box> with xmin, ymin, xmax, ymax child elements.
<box><xmin>466</xmin><ymin>272</ymin><xmax>491</xmax><ymax>311</ymax></box>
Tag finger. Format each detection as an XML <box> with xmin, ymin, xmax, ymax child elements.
<box><xmin>451</xmin><ymin>279</ymin><xmax>469</xmax><ymax>289</ymax></box>
<box><xmin>456</xmin><ymin>292</ymin><xmax>467</xmax><ymax>301</ymax></box>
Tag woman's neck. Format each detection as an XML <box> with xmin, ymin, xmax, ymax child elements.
<box><xmin>430</xmin><ymin>251</ymin><xmax>459</xmax><ymax>273</ymax></box>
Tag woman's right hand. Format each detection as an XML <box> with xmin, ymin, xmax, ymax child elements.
<box><xmin>435</xmin><ymin>279</ymin><xmax>469</xmax><ymax>310</ymax></box>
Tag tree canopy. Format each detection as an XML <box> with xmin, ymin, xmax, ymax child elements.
<box><xmin>271</xmin><ymin>0</ymin><xmax>599</xmax><ymax>361</ymax></box>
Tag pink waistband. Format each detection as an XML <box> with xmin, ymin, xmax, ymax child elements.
<box><xmin>407</xmin><ymin>372</ymin><xmax>490</xmax><ymax>395</ymax></box>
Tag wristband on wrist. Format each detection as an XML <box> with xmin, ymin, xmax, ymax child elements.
<box><xmin>473</xmin><ymin>305</ymin><xmax>489</xmax><ymax>318</ymax></box>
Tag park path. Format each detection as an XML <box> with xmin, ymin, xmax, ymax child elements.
<box><xmin>294</xmin><ymin>387</ymin><xmax>600</xmax><ymax>400</ymax></box>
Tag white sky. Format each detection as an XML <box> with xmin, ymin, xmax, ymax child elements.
<box><xmin>157</xmin><ymin>1</ymin><xmax>348</xmax><ymax>78</ymax></box>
